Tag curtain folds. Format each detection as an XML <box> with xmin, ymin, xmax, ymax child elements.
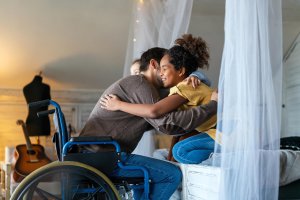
<box><xmin>123</xmin><ymin>0</ymin><xmax>193</xmax><ymax>76</ymax></box>
<box><xmin>214</xmin><ymin>0</ymin><xmax>282</xmax><ymax>199</ymax></box>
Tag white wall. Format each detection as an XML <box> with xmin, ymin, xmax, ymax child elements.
<box><xmin>189</xmin><ymin>15</ymin><xmax>224</xmax><ymax>88</ymax></box>
<box><xmin>283</xmin><ymin>21</ymin><xmax>300</xmax><ymax>57</ymax></box>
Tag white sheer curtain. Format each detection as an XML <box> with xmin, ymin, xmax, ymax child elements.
<box><xmin>215</xmin><ymin>0</ymin><xmax>282</xmax><ymax>199</ymax></box>
<box><xmin>124</xmin><ymin>0</ymin><xmax>193</xmax><ymax>157</ymax></box>
<box><xmin>123</xmin><ymin>0</ymin><xmax>193</xmax><ymax>76</ymax></box>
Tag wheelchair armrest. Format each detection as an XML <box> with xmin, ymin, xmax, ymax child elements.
<box><xmin>70</xmin><ymin>136</ymin><xmax>113</xmax><ymax>142</ymax></box>
<box><xmin>62</xmin><ymin>137</ymin><xmax>122</xmax><ymax>158</ymax></box>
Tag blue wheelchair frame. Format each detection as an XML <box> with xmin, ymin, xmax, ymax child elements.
<box><xmin>31</xmin><ymin>99</ymin><xmax>151</xmax><ymax>200</ymax></box>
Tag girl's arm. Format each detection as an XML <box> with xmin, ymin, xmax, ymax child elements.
<box><xmin>100</xmin><ymin>94</ymin><xmax>187</xmax><ymax>118</ymax></box>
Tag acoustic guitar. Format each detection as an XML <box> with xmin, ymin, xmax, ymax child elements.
<box><xmin>13</xmin><ymin>119</ymin><xmax>52</xmax><ymax>182</ymax></box>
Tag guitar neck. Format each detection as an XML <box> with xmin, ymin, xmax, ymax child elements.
<box><xmin>20</xmin><ymin>122</ymin><xmax>34</xmax><ymax>152</ymax></box>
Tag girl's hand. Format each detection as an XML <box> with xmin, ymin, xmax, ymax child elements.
<box><xmin>183</xmin><ymin>75</ymin><xmax>201</xmax><ymax>88</ymax></box>
<box><xmin>100</xmin><ymin>94</ymin><xmax>121</xmax><ymax>111</ymax></box>
<box><xmin>211</xmin><ymin>90</ymin><xmax>218</xmax><ymax>102</ymax></box>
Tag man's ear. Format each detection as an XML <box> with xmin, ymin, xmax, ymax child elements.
<box><xmin>149</xmin><ymin>59</ymin><xmax>159</xmax><ymax>69</ymax></box>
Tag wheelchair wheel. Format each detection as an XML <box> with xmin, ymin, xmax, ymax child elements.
<box><xmin>11</xmin><ymin>161</ymin><xmax>120</xmax><ymax>200</ymax></box>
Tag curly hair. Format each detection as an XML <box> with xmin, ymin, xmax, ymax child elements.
<box><xmin>167</xmin><ymin>34</ymin><xmax>209</xmax><ymax>76</ymax></box>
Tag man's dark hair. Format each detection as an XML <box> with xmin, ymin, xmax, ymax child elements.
<box><xmin>139</xmin><ymin>47</ymin><xmax>166</xmax><ymax>72</ymax></box>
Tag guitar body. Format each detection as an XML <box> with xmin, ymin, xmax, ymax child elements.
<box><xmin>13</xmin><ymin>144</ymin><xmax>51</xmax><ymax>182</ymax></box>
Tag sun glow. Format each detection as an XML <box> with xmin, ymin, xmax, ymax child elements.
<box><xmin>0</xmin><ymin>39</ymin><xmax>25</xmax><ymax>78</ymax></box>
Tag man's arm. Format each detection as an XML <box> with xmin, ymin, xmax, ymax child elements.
<box><xmin>128</xmin><ymin>76</ymin><xmax>217</xmax><ymax>135</ymax></box>
<box><xmin>145</xmin><ymin>100</ymin><xmax>217</xmax><ymax>135</ymax></box>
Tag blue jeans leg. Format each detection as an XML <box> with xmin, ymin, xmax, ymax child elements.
<box><xmin>111</xmin><ymin>154</ymin><xmax>182</xmax><ymax>200</ymax></box>
<box><xmin>172</xmin><ymin>133</ymin><xmax>215</xmax><ymax>164</ymax></box>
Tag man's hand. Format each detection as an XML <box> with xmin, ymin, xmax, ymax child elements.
<box><xmin>211</xmin><ymin>90</ymin><xmax>218</xmax><ymax>102</ymax></box>
<box><xmin>183</xmin><ymin>76</ymin><xmax>201</xmax><ymax>89</ymax></box>
<box><xmin>100</xmin><ymin>94</ymin><xmax>121</xmax><ymax>111</ymax></box>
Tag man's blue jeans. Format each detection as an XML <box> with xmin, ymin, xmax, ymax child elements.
<box><xmin>111</xmin><ymin>153</ymin><xmax>182</xmax><ymax>200</ymax></box>
<box><xmin>172</xmin><ymin>133</ymin><xmax>215</xmax><ymax>164</ymax></box>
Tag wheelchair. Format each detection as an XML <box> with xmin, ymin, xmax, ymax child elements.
<box><xmin>10</xmin><ymin>99</ymin><xmax>151</xmax><ymax>200</ymax></box>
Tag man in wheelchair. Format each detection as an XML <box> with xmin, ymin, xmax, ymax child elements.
<box><xmin>80</xmin><ymin>47</ymin><xmax>218</xmax><ymax>200</ymax></box>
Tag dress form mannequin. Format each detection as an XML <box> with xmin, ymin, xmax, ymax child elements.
<box><xmin>23</xmin><ymin>74</ymin><xmax>51</xmax><ymax>137</ymax></box>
